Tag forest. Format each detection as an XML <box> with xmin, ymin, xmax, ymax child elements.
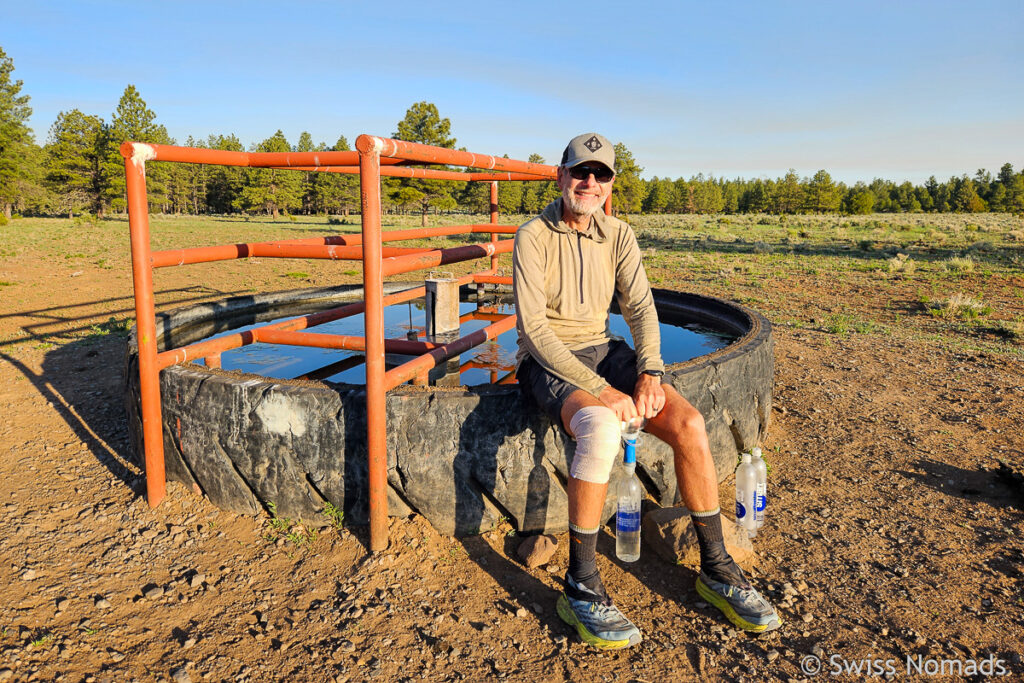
<box><xmin>1</xmin><ymin>47</ymin><xmax>1022</xmax><ymax>223</ymax></box>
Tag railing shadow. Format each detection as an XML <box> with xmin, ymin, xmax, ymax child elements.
<box><xmin>0</xmin><ymin>285</ymin><xmax>247</xmax><ymax>349</ymax></box>
<box><xmin>1</xmin><ymin>286</ymin><xmax>250</xmax><ymax>495</ymax></box>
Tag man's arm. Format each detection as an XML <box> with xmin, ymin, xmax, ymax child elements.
<box><xmin>614</xmin><ymin>225</ymin><xmax>666</xmax><ymax>418</ymax></box>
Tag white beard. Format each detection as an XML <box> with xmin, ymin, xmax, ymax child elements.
<box><xmin>562</xmin><ymin>186</ymin><xmax>604</xmax><ymax>218</ymax></box>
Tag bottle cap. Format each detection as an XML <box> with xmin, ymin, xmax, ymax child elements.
<box><xmin>741</xmin><ymin>452</ymin><xmax>752</xmax><ymax>463</ymax></box>
<box><xmin>752</xmin><ymin>447</ymin><xmax>762</xmax><ymax>458</ymax></box>
<box><xmin>623</xmin><ymin>441</ymin><xmax>636</xmax><ymax>465</ymax></box>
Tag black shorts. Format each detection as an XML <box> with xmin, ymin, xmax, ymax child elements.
<box><xmin>517</xmin><ymin>339</ymin><xmax>640</xmax><ymax>426</ymax></box>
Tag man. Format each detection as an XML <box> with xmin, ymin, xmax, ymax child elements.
<box><xmin>512</xmin><ymin>133</ymin><xmax>781</xmax><ymax>650</ymax></box>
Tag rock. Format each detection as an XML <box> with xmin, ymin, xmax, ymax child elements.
<box><xmin>0</xmin><ymin>669</ymin><xmax>11</xmax><ymax>681</ymax></box>
<box><xmin>171</xmin><ymin>666</ymin><xmax>191</xmax><ymax>683</ymax></box>
<box><xmin>767</xmin><ymin>649</ymin><xmax>779</xmax><ymax>662</ymax></box>
<box><xmin>55</xmin><ymin>598</ymin><xmax>69</xmax><ymax>612</ymax></box>
<box><xmin>515</xmin><ymin>535</ymin><xmax>557</xmax><ymax>569</ymax></box>
<box><xmin>802</xmin><ymin>613</ymin><xmax>814</xmax><ymax>623</ymax></box>
<box><xmin>515</xmin><ymin>607</ymin><xmax>529</xmax><ymax>618</ymax></box>
<box><xmin>20</xmin><ymin>569</ymin><xmax>36</xmax><ymax>581</ymax></box>
<box><xmin>182</xmin><ymin>638</ymin><xmax>196</xmax><ymax>649</ymax></box>
<box><xmin>810</xmin><ymin>643</ymin><xmax>825</xmax><ymax>658</ymax></box>
<box><xmin>189</xmin><ymin>574</ymin><xmax>205</xmax><ymax>589</ymax></box>
<box><xmin>142</xmin><ymin>584</ymin><xmax>165</xmax><ymax>599</ymax></box>
<box><xmin>95</xmin><ymin>598</ymin><xmax>112</xmax><ymax>610</ymax></box>
<box><xmin>109</xmin><ymin>650</ymin><xmax>125</xmax><ymax>663</ymax></box>
<box><xmin>642</xmin><ymin>506</ymin><xmax>755</xmax><ymax>566</ymax></box>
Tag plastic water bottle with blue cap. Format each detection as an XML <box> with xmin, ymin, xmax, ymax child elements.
<box><xmin>616</xmin><ymin>416</ymin><xmax>645</xmax><ymax>562</ymax></box>
<box><xmin>735</xmin><ymin>452</ymin><xmax>758</xmax><ymax>538</ymax></box>
<box><xmin>752</xmin><ymin>447</ymin><xmax>768</xmax><ymax>530</ymax></box>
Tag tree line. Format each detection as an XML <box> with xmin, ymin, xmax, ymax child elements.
<box><xmin>1</xmin><ymin>47</ymin><xmax>1022</xmax><ymax>223</ymax></box>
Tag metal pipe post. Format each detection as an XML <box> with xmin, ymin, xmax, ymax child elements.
<box><xmin>121</xmin><ymin>145</ymin><xmax>166</xmax><ymax>507</ymax></box>
<box><xmin>489</xmin><ymin>181</ymin><xmax>499</xmax><ymax>272</ymax></box>
<box><xmin>357</xmin><ymin>135</ymin><xmax>389</xmax><ymax>553</ymax></box>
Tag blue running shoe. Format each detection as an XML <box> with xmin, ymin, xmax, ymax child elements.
<box><xmin>556</xmin><ymin>574</ymin><xmax>642</xmax><ymax>650</ymax></box>
<box><xmin>696</xmin><ymin>572</ymin><xmax>782</xmax><ymax>633</ymax></box>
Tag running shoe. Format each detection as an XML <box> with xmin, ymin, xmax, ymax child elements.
<box><xmin>556</xmin><ymin>574</ymin><xmax>642</xmax><ymax>650</ymax></box>
<box><xmin>696</xmin><ymin>572</ymin><xmax>782</xmax><ymax>632</ymax></box>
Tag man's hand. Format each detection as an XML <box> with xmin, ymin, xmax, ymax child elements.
<box><xmin>598</xmin><ymin>385</ymin><xmax>639</xmax><ymax>422</ymax></box>
<box><xmin>633</xmin><ymin>373</ymin><xmax>666</xmax><ymax>419</ymax></box>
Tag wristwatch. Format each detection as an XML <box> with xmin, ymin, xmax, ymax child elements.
<box><xmin>642</xmin><ymin>369</ymin><xmax>664</xmax><ymax>377</ymax></box>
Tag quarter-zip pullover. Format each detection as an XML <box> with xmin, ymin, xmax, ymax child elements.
<box><xmin>513</xmin><ymin>199</ymin><xmax>665</xmax><ymax>397</ymax></box>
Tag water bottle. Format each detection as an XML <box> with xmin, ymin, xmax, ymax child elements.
<box><xmin>616</xmin><ymin>418</ymin><xmax>644</xmax><ymax>562</ymax></box>
<box><xmin>735</xmin><ymin>452</ymin><xmax>757</xmax><ymax>538</ymax></box>
<box><xmin>752</xmin><ymin>447</ymin><xmax>768</xmax><ymax>530</ymax></box>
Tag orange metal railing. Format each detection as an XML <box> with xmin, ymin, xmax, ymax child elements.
<box><xmin>121</xmin><ymin>134</ymin><xmax>603</xmax><ymax>552</ymax></box>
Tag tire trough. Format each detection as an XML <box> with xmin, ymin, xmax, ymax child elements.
<box><xmin>124</xmin><ymin>283</ymin><xmax>773</xmax><ymax>537</ymax></box>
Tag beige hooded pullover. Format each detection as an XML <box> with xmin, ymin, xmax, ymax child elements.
<box><xmin>512</xmin><ymin>199</ymin><xmax>665</xmax><ymax>397</ymax></box>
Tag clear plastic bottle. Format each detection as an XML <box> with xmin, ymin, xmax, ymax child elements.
<box><xmin>752</xmin><ymin>447</ymin><xmax>768</xmax><ymax>530</ymax></box>
<box><xmin>616</xmin><ymin>418</ymin><xmax>644</xmax><ymax>562</ymax></box>
<box><xmin>735</xmin><ymin>452</ymin><xmax>758</xmax><ymax>538</ymax></box>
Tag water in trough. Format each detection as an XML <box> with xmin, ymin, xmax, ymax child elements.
<box><xmin>194</xmin><ymin>294</ymin><xmax>735</xmax><ymax>386</ymax></box>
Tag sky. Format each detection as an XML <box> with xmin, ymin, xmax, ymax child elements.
<box><xmin>3</xmin><ymin>0</ymin><xmax>1022</xmax><ymax>184</ymax></box>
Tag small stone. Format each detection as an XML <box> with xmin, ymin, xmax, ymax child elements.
<box><xmin>171</xmin><ymin>666</ymin><xmax>191</xmax><ymax>683</ymax></box>
<box><xmin>810</xmin><ymin>643</ymin><xmax>825</xmax><ymax>658</ymax></box>
<box><xmin>879</xmin><ymin>627</ymin><xmax>889</xmax><ymax>636</ymax></box>
<box><xmin>767</xmin><ymin>649</ymin><xmax>779</xmax><ymax>662</ymax></box>
<box><xmin>141</xmin><ymin>529</ymin><xmax>158</xmax><ymax>540</ymax></box>
<box><xmin>695</xmin><ymin>601</ymin><xmax>709</xmax><ymax>609</ymax></box>
<box><xmin>531</xmin><ymin>603</ymin><xmax>543</xmax><ymax>614</ymax></box>
<box><xmin>795</xmin><ymin>580</ymin><xmax>809</xmax><ymax>592</ymax></box>
<box><xmin>0</xmin><ymin>669</ymin><xmax>12</xmax><ymax>681</ymax></box>
<box><xmin>109</xmin><ymin>650</ymin><xmax>125</xmax><ymax>663</ymax></box>
<box><xmin>516</xmin><ymin>535</ymin><xmax>558</xmax><ymax>569</ymax></box>
<box><xmin>142</xmin><ymin>584</ymin><xmax>164</xmax><ymax>599</ymax></box>
<box><xmin>95</xmin><ymin>598</ymin><xmax>112</xmax><ymax>610</ymax></box>
<box><xmin>515</xmin><ymin>607</ymin><xmax>529</xmax><ymax>618</ymax></box>
<box><xmin>802</xmin><ymin>613</ymin><xmax>814</xmax><ymax>623</ymax></box>
<box><xmin>545</xmin><ymin>565</ymin><xmax>560</xmax><ymax>575</ymax></box>
<box><xmin>339</xmin><ymin>640</ymin><xmax>356</xmax><ymax>653</ymax></box>
<box><xmin>56</xmin><ymin>598</ymin><xmax>69</xmax><ymax>612</ymax></box>
<box><xmin>182</xmin><ymin>638</ymin><xmax>196</xmax><ymax>649</ymax></box>
<box><xmin>189</xmin><ymin>574</ymin><xmax>205</xmax><ymax>589</ymax></box>
<box><xmin>21</xmin><ymin>569</ymin><xmax>36</xmax><ymax>581</ymax></box>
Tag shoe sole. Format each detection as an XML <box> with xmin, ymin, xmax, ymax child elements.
<box><xmin>695</xmin><ymin>577</ymin><xmax>783</xmax><ymax>633</ymax></box>
<box><xmin>556</xmin><ymin>594</ymin><xmax>640</xmax><ymax>650</ymax></box>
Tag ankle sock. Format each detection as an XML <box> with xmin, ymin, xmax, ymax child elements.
<box><xmin>691</xmin><ymin>508</ymin><xmax>747</xmax><ymax>586</ymax></box>
<box><xmin>567</xmin><ymin>522</ymin><xmax>609</xmax><ymax>598</ymax></box>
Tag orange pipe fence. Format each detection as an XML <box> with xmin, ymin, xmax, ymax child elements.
<box><xmin>120</xmin><ymin>135</ymin><xmax>567</xmax><ymax>554</ymax></box>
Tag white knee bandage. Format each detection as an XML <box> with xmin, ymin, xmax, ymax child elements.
<box><xmin>568</xmin><ymin>406</ymin><xmax>621</xmax><ymax>484</ymax></box>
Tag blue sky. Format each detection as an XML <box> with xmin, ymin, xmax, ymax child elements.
<box><xmin>3</xmin><ymin>1</ymin><xmax>1022</xmax><ymax>183</ymax></box>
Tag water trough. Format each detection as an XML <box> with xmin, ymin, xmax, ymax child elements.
<box><xmin>125</xmin><ymin>283</ymin><xmax>772</xmax><ymax>536</ymax></box>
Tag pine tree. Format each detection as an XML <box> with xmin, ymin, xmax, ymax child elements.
<box><xmin>806</xmin><ymin>170</ymin><xmax>842</xmax><ymax>213</ymax></box>
<box><xmin>104</xmin><ymin>85</ymin><xmax>173</xmax><ymax>214</ymax></box>
<box><xmin>392</xmin><ymin>101</ymin><xmax>458</xmax><ymax>226</ymax></box>
<box><xmin>235</xmin><ymin>131</ymin><xmax>303</xmax><ymax>218</ymax></box>
<box><xmin>611</xmin><ymin>142</ymin><xmax>644</xmax><ymax>214</ymax></box>
<box><xmin>44</xmin><ymin>109</ymin><xmax>106</xmax><ymax>218</ymax></box>
<box><xmin>205</xmin><ymin>134</ymin><xmax>244</xmax><ymax>214</ymax></box>
<box><xmin>0</xmin><ymin>48</ymin><xmax>35</xmax><ymax>219</ymax></box>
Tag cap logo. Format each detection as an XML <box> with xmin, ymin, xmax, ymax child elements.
<box><xmin>583</xmin><ymin>135</ymin><xmax>603</xmax><ymax>152</ymax></box>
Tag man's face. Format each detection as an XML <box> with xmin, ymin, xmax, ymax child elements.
<box><xmin>557</xmin><ymin>163</ymin><xmax>614</xmax><ymax>219</ymax></box>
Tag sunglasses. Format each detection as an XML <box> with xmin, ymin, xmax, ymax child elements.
<box><xmin>568</xmin><ymin>164</ymin><xmax>615</xmax><ymax>183</ymax></box>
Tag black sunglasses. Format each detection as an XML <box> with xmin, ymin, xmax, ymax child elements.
<box><xmin>568</xmin><ymin>164</ymin><xmax>615</xmax><ymax>183</ymax></box>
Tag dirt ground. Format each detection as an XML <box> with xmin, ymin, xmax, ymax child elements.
<box><xmin>2</xmin><ymin>215</ymin><xmax>1023</xmax><ymax>682</ymax></box>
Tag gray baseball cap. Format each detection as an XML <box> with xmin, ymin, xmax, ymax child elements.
<box><xmin>560</xmin><ymin>133</ymin><xmax>615</xmax><ymax>172</ymax></box>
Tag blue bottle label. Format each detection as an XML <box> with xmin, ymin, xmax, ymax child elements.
<box><xmin>755</xmin><ymin>494</ymin><xmax>767</xmax><ymax>512</ymax></box>
<box><xmin>617</xmin><ymin>509</ymin><xmax>641</xmax><ymax>533</ymax></box>
<box><xmin>736</xmin><ymin>502</ymin><xmax>746</xmax><ymax>519</ymax></box>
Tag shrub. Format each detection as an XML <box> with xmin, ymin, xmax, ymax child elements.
<box><xmin>943</xmin><ymin>255</ymin><xmax>975</xmax><ymax>272</ymax></box>
<box><xmin>887</xmin><ymin>253</ymin><xmax>916</xmax><ymax>274</ymax></box>
<box><xmin>929</xmin><ymin>293</ymin><xmax>992</xmax><ymax>319</ymax></box>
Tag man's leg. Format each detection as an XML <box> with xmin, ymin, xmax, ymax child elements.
<box><xmin>556</xmin><ymin>390</ymin><xmax>642</xmax><ymax>649</ymax></box>
<box><xmin>645</xmin><ymin>385</ymin><xmax>782</xmax><ymax>632</ymax></box>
